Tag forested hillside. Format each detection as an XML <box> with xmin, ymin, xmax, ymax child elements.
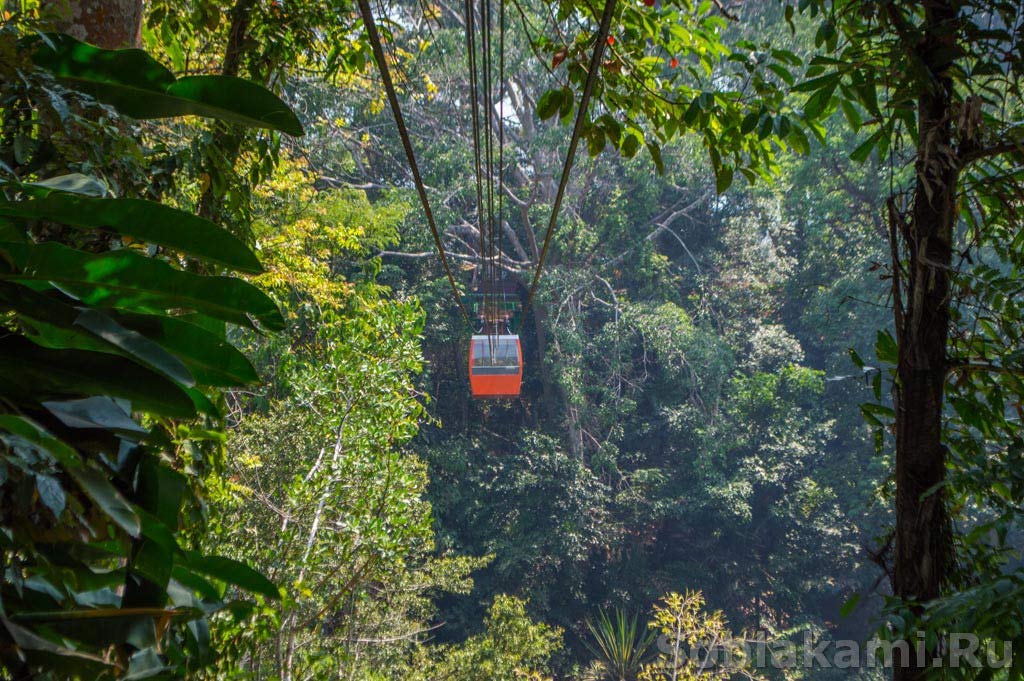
<box><xmin>1</xmin><ymin>0</ymin><xmax>1022</xmax><ymax>679</ymax></box>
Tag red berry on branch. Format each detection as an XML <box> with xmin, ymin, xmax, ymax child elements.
<box><xmin>670</xmin><ymin>57</ymin><xmax>678</xmax><ymax>68</ymax></box>
<box><xmin>643</xmin><ymin>0</ymin><xmax>656</xmax><ymax>7</ymax></box>
<box><xmin>607</xmin><ymin>36</ymin><xmax>615</xmax><ymax>46</ymax></box>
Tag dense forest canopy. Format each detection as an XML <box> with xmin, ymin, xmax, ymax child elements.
<box><xmin>0</xmin><ymin>0</ymin><xmax>1022</xmax><ymax>679</ymax></box>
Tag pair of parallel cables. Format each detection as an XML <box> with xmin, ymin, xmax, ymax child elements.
<box><xmin>466</xmin><ymin>0</ymin><xmax>508</xmax><ymax>333</ymax></box>
<box><xmin>356</xmin><ymin>0</ymin><xmax>617</xmax><ymax>322</ymax></box>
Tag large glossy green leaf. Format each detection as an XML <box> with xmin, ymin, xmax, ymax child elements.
<box><xmin>23</xmin><ymin>173</ymin><xmax>108</xmax><ymax>197</ymax></box>
<box><xmin>0</xmin><ymin>194</ymin><xmax>263</xmax><ymax>273</ymax></box>
<box><xmin>1</xmin><ymin>617</ymin><xmax>114</xmax><ymax>676</ymax></box>
<box><xmin>0</xmin><ymin>282</ymin><xmax>255</xmax><ymax>386</ymax></box>
<box><xmin>136</xmin><ymin>509</ymin><xmax>179</xmax><ymax>558</ymax></box>
<box><xmin>9</xmin><ymin>303</ymin><xmax>192</xmax><ymax>389</ymax></box>
<box><xmin>0</xmin><ymin>241</ymin><xmax>284</xmax><ymax>331</ymax></box>
<box><xmin>0</xmin><ymin>281</ymin><xmax>194</xmax><ymax>388</ymax></box>
<box><xmin>129</xmin><ymin>460</ymin><xmax>187</xmax><ymax>593</ymax></box>
<box><xmin>131</xmin><ymin>535</ymin><xmax>175</xmax><ymax>592</ymax></box>
<box><xmin>111</xmin><ymin>313</ymin><xmax>259</xmax><ymax>386</ymax></box>
<box><xmin>125</xmin><ymin>647</ymin><xmax>172</xmax><ymax>680</ymax></box>
<box><xmin>183</xmin><ymin>387</ymin><xmax>221</xmax><ymax>417</ymax></box>
<box><xmin>75</xmin><ymin>309</ymin><xmax>194</xmax><ymax>386</ymax></box>
<box><xmin>180</xmin><ymin>552</ymin><xmax>279</xmax><ymax>600</ymax></box>
<box><xmin>30</xmin><ymin>34</ymin><xmax>303</xmax><ymax>136</ymax></box>
<box><xmin>135</xmin><ymin>457</ymin><xmax>186</xmax><ymax>529</ymax></box>
<box><xmin>170</xmin><ymin>568</ymin><xmax>222</xmax><ymax>602</ymax></box>
<box><xmin>65</xmin><ymin>464</ymin><xmax>142</xmax><ymax>537</ymax></box>
<box><xmin>0</xmin><ymin>415</ymin><xmax>141</xmax><ymax>536</ymax></box>
<box><xmin>0</xmin><ymin>335</ymin><xmax>196</xmax><ymax>418</ymax></box>
<box><xmin>42</xmin><ymin>397</ymin><xmax>146</xmax><ymax>435</ymax></box>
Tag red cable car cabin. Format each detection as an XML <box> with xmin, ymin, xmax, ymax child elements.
<box><xmin>469</xmin><ymin>334</ymin><xmax>523</xmax><ymax>398</ymax></box>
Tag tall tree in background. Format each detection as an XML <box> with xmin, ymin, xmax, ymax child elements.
<box><xmin>792</xmin><ymin>1</ymin><xmax>1024</xmax><ymax>678</ymax></box>
<box><xmin>889</xmin><ymin>0</ymin><xmax>960</xmax><ymax>650</ymax></box>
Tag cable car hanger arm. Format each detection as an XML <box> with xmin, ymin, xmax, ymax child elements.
<box><xmin>523</xmin><ymin>0</ymin><xmax>618</xmax><ymax>316</ymax></box>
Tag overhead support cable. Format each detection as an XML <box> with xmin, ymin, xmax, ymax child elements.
<box><xmin>523</xmin><ymin>0</ymin><xmax>618</xmax><ymax>315</ymax></box>
<box><xmin>467</xmin><ymin>0</ymin><xmax>508</xmax><ymax>336</ymax></box>
<box><xmin>465</xmin><ymin>0</ymin><xmax>487</xmax><ymax>292</ymax></box>
<box><xmin>480</xmin><ymin>0</ymin><xmax>496</xmax><ymax>334</ymax></box>
<box><xmin>497</xmin><ymin>0</ymin><xmax>508</xmax><ymax>327</ymax></box>
<box><xmin>357</xmin><ymin>0</ymin><xmax>471</xmax><ymax>324</ymax></box>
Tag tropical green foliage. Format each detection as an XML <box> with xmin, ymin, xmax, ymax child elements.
<box><xmin>533</xmin><ymin>0</ymin><xmax>811</xmax><ymax>189</ymax></box>
<box><xmin>0</xmin><ymin>25</ymin><xmax>298</xmax><ymax>678</ymax></box>
<box><xmin>404</xmin><ymin>595</ymin><xmax>563</xmax><ymax>681</ymax></box>
<box><xmin>199</xmin><ymin>157</ymin><xmax>490</xmax><ymax>679</ymax></box>
<box><xmin>782</xmin><ymin>0</ymin><xmax>1024</xmax><ymax>675</ymax></box>
<box><xmin>361</xmin><ymin>6</ymin><xmax>884</xmax><ymax>665</ymax></box>
<box><xmin>3</xmin><ymin>0</ymin><xmax>1024</xmax><ymax>678</ymax></box>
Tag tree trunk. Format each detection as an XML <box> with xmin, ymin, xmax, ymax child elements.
<box><xmin>892</xmin><ymin>2</ymin><xmax>959</xmax><ymax>678</ymax></box>
<box><xmin>196</xmin><ymin>0</ymin><xmax>259</xmax><ymax>226</ymax></box>
<box><xmin>41</xmin><ymin>0</ymin><xmax>143</xmax><ymax>49</ymax></box>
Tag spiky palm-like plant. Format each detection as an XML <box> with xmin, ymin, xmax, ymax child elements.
<box><xmin>584</xmin><ymin>608</ymin><xmax>657</xmax><ymax>681</ymax></box>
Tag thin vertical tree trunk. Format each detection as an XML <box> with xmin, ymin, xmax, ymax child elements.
<box><xmin>196</xmin><ymin>0</ymin><xmax>258</xmax><ymax>226</ymax></box>
<box><xmin>892</xmin><ymin>2</ymin><xmax>959</xmax><ymax>678</ymax></box>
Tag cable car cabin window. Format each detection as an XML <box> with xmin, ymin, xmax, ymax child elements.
<box><xmin>471</xmin><ymin>336</ymin><xmax>520</xmax><ymax>375</ymax></box>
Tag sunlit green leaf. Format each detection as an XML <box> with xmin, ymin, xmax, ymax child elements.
<box><xmin>30</xmin><ymin>34</ymin><xmax>303</xmax><ymax>136</ymax></box>
<box><xmin>180</xmin><ymin>552</ymin><xmax>280</xmax><ymax>600</ymax></box>
<box><xmin>0</xmin><ymin>194</ymin><xmax>263</xmax><ymax>273</ymax></box>
<box><xmin>0</xmin><ymin>241</ymin><xmax>283</xmax><ymax>331</ymax></box>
